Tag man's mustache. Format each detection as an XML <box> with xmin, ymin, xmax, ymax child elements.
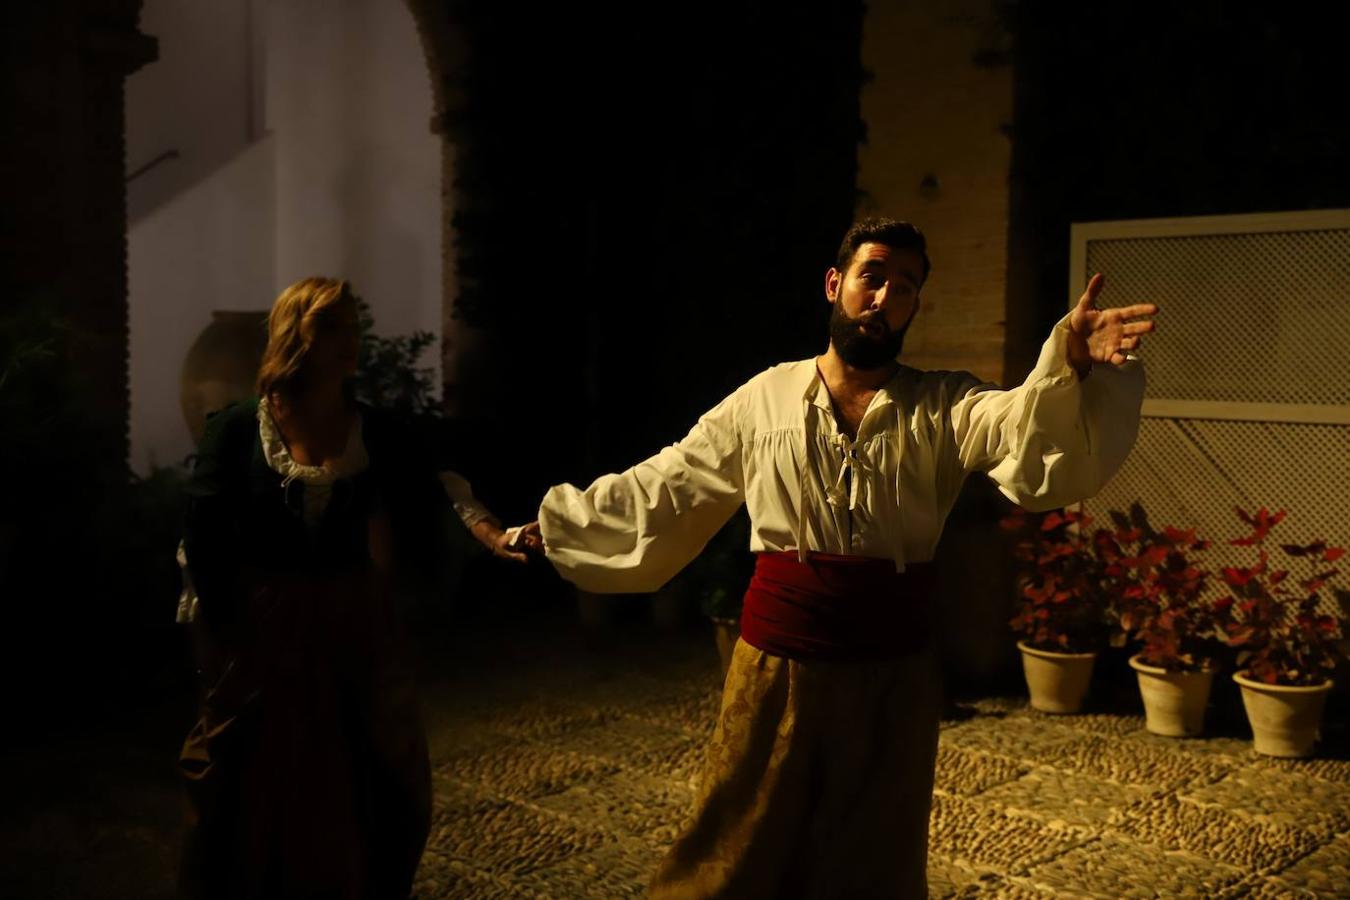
<box><xmin>856</xmin><ymin>312</ymin><xmax>889</xmax><ymax>333</ymax></box>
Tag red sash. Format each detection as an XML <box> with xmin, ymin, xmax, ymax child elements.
<box><xmin>739</xmin><ymin>551</ymin><xmax>936</xmax><ymax>662</ymax></box>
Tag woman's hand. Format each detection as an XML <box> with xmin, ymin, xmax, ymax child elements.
<box><xmin>513</xmin><ymin>521</ymin><xmax>544</xmax><ymax>554</ymax></box>
<box><xmin>470</xmin><ymin>519</ymin><xmax>531</xmax><ymax>563</ymax></box>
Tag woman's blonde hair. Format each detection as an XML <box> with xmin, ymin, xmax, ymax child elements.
<box><xmin>255</xmin><ymin>276</ymin><xmax>357</xmax><ymax>406</ymax></box>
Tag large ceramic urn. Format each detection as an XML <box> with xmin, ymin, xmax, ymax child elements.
<box><xmin>180</xmin><ymin>310</ymin><xmax>269</xmax><ymax>445</ymax></box>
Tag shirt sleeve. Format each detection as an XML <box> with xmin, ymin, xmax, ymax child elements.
<box><xmin>438</xmin><ymin>470</ymin><xmax>498</xmax><ymax>530</ymax></box>
<box><xmin>538</xmin><ymin>391</ymin><xmax>746</xmax><ymax>594</ymax></box>
<box><xmin>949</xmin><ymin>313</ymin><xmax>1146</xmax><ymax>511</ymax></box>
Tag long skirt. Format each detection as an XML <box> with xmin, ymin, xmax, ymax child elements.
<box><xmin>177</xmin><ymin>573</ymin><xmax>431</xmax><ymax>900</ymax></box>
<box><xmin>650</xmin><ymin>638</ymin><xmax>941</xmax><ymax>899</ymax></box>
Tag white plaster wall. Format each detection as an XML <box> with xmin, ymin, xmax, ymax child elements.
<box><xmin>127</xmin><ymin>0</ymin><xmax>443</xmax><ymax>474</ymax></box>
<box><xmin>125</xmin><ymin>0</ymin><xmax>259</xmax><ymax>224</ymax></box>
<box><xmin>267</xmin><ymin>0</ymin><xmax>442</xmax><ymax>371</ymax></box>
<box><xmin>128</xmin><ymin>137</ymin><xmax>277</xmax><ymax>470</ymax></box>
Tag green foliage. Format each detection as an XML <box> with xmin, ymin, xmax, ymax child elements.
<box><xmin>1</xmin><ymin>291</ymin><xmax>185</xmax><ymax>634</ymax></box>
<box><xmin>351</xmin><ymin>296</ymin><xmax>439</xmax><ymax>415</ymax></box>
<box><xmin>1</xmin><ymin>306</ymin><xmax>63</xmax><ymax>398</ymax></box>
<box><xmin>0</xmin><ymin>293</ymin><xmax>85</xmax><ymax>462</ymax></box>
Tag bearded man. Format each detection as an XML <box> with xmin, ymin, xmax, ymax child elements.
<box><xmin>520</xmin><ymin>217</ymin><xmax>1156</xmax><ymax>897</ymax></box>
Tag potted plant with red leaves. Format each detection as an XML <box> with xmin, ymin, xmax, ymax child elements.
<box><xmin>1002</xmin><ymin>506</ymin><xmax>1114</xmax><ymax>713</ymax></box>
<box><xmin>1099</xmin><ymin>502</ymin><xmax>1234</xmax><ymax>737</ymax></box>
<box><xmin>1219</xmin><ymin>507</ymin><xmax>1349</xmax><ymax>757</ymax></box>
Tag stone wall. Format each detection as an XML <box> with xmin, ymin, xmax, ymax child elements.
<box><xmin>3</xmin><ymin>2</ymin><xmax>155</xmax><ymax>472</ymax></box>
<box><xmin>857</xmin><ymin>1</ymin><xmax>1012</xmax><ymax>385</ymax></box>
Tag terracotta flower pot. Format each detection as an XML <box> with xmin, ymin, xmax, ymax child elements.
<box><xmin>1233</xmin><ymin>671</ymin><xmax>1334</xmax><ymax>758</ymax></box>
<box><xmin>1129</xmin><ymin>655</ymin><xmax>1215</xmax><ymax>737</ymax></box>
<box><xmin>1018</xmin><ymin>640</ymin><xmax>1096</xmax><ymax>714</ymax></box>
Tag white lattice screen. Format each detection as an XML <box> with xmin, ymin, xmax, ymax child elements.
<box><xmin>1069</xmin><ymin>210</ymin><xmax>1350</xmax><ymax>612</ymax></box>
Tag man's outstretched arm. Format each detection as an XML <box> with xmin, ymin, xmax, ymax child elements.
<box><xmin>951</xmin><ymin>272</ymin><xmax>1156</xmax><ymax>510</ymax></box>
<box><xmin>531</xmin><ymin>391</ymin><xmax>746</xmax><ymax>594</ymax></box>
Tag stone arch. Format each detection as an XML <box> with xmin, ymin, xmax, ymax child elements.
<box><xmin>401</xmin><ymin>0</ymin><xmax>476</xmax><ymax>415</ymax></box>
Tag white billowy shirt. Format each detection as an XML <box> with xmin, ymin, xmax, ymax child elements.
<box><xmin>538</xmin><ymin>314</ymin><xmax>1145</xmax><ymax>594</ymax></box>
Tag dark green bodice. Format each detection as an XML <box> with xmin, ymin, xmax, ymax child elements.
<box><xmin>183</xmin><ymin>398</ymin><xmax>448</xmax><ymax>628</ymax></box>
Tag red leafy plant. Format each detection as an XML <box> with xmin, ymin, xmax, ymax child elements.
<box><xmin>1002</xmin><ymin>507</ymin><xmax>1114</xmax><ymax>653</ymax></box>
<box><xmin>1218</xmin><ymin>507</ymin><xmax>1350</xmax><ymax>686</ymax></box>
<box><xmin>1097</xmin><ymin>502</ymin><xmax>1235</xmax><ymax>673</ymax></box>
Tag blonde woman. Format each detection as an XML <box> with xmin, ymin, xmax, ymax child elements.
<box><xmin>177</xmin><ymin>277</ymin><xmax>496</xmax><ymax>899</ymax></box>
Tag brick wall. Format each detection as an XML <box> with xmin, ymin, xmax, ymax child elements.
<box><xmin>856</xmin><ymin>2</ymin><xmax>1020</xmax><ymax>687</ymax></box>
<box><xmin>856</xmin><ymin>1</ymin><xmax>1012</xmax><ymax>384</ymax></box>
<box><xmin>3</xmin><ymin>2</ymin><xmax>155</xmax><ymax>467</ymax></box>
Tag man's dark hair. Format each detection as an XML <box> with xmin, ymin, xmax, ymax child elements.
<box><xmin>835</xmin><ymin>218</ymin><xmax>931</xmax><ymax>284</ymax></box>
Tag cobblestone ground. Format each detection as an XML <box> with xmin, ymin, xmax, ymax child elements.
<box><xmin>418</xmin><ymin>625</ymin><xmax>1350</xmax><ymax>899</ymax></box>
<box><xmin>2</xmin><ymin>614</ymin><xmax>1346</xmax><ymax>899</ymax></box>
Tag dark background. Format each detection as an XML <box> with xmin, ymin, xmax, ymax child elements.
<box><xmin>3</xmin><ymin>0</ymin><xmax>1349</xmax><ymax>746</ymax></box>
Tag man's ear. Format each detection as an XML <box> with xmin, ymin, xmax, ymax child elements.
<box><xmin>825</xmin><ymin>267</ymin><xmax>842</xmax><ymax>304</ymax></box>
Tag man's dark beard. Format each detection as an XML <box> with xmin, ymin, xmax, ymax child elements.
<box><xmin>828</xmin><ymin>304</ymin><xmax>908</xmax><ymax>369</ymax></box>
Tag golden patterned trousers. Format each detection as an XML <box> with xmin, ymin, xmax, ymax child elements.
<box><xmin>650</xmin><ymin>638</ymin><xmax>941</xmax><ymax>899</ymax></box>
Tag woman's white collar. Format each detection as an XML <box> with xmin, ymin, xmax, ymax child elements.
<box><xmin>257</xmin><ymin>396</ymin><xmax>369</xmax><ymax>487</ymax></box>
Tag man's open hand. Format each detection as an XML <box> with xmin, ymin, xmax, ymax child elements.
<box><xmin>1066</xmin><ymin>273</ymin><xmax>1158</xmax><ymax>375</ymax></box>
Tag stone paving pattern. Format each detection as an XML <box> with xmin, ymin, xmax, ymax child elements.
<box><xmin>416</xmin><ymin>630</ymin><xmax>1350</xmax><ymax>899</ymax></box>
<box><xmin>2</xmin><ymin>619</ymin><xmax>1344</xmax><ymax>899</ymax></box>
